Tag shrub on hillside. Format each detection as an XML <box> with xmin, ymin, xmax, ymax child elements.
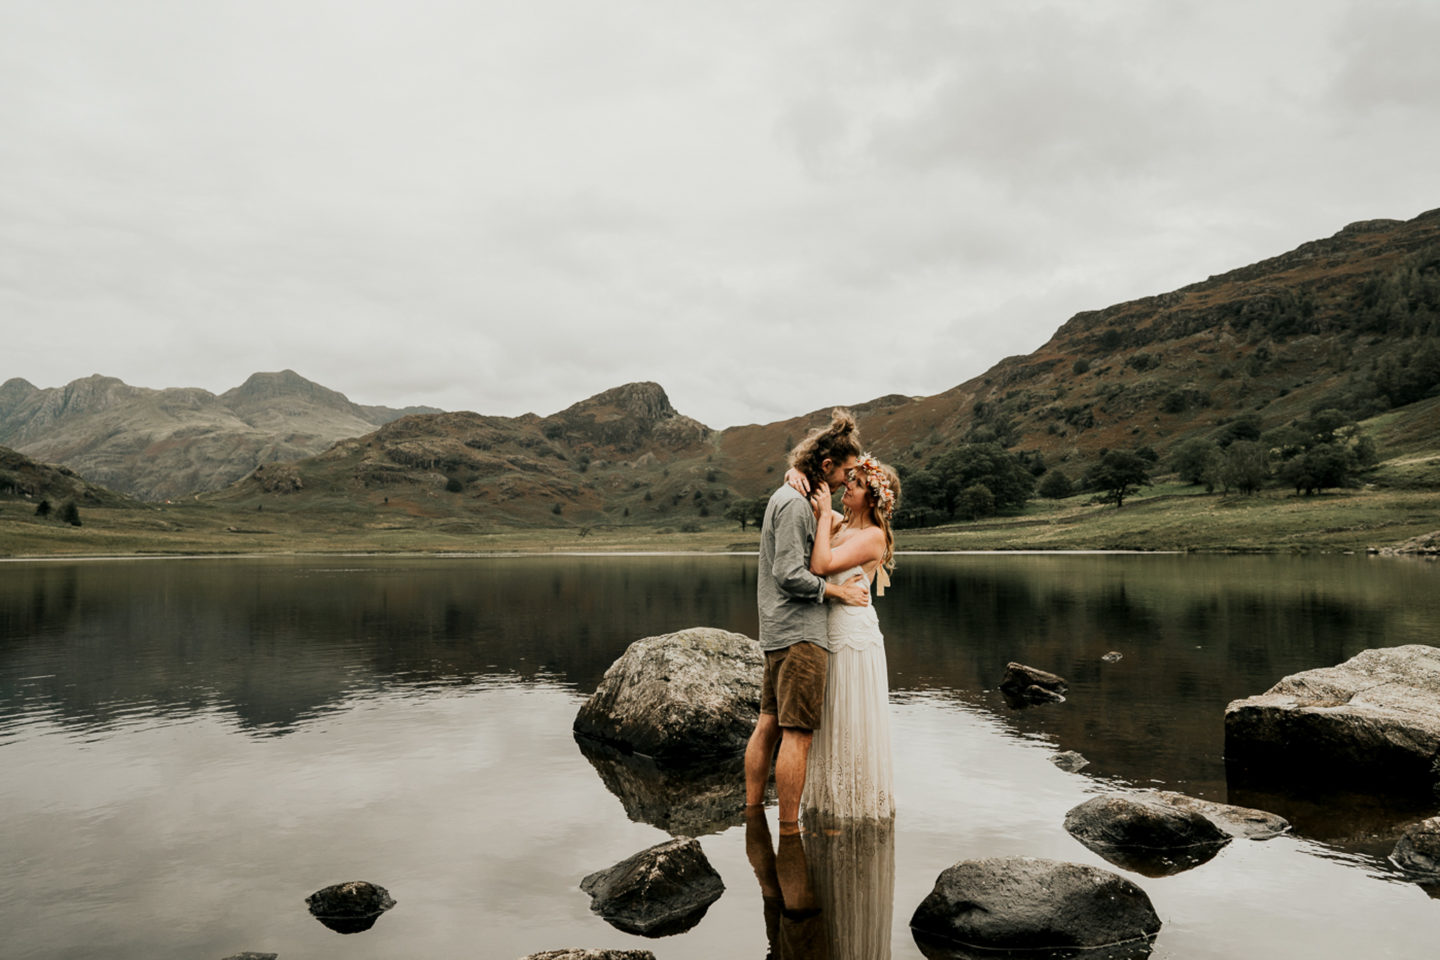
<box><xmin>1038</xmin><ymin>470</ymin><xmax>1073</xmax><ymax>499</ymax></box>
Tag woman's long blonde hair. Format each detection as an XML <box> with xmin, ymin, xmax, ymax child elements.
<box><xmin>844</xmin><ymin>455</ymin><xmax>901</xmax><ymax>574</ymax></box>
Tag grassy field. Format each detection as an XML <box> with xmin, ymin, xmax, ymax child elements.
<box><xmin>3</xmin><ymin>479</ymin><xmax>1437</xmax><ymax>558</ymax></box>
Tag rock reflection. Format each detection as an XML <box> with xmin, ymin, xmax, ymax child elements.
<box><xmin>913</xmin><ymin>934</ymin><xmax>1154</xmax><ymax>960</ymax></box>
<box><xmin>575</xmin><ymin>734</ymin><xmax>747</xmax><ymax>837</ymax></box>
<box><xmin>1071</xmin><ymin>839</ymin><xmax>1226</xmax><ymax>878</ymax></box>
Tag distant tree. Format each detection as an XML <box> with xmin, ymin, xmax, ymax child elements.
<box><xmin>1353</xmin><ymin>434</ymin><xmax>1380</xmax><ymax>469</ymax></box>
<box><xmin>1083</xmin><ymin>451</ymin><xmax>1151</xmax><ymax>509</ymax></box>
<box><xmin>552</xmin><ymin>502</ymin><xmax>563</xmax><ymax>515</ymax></box>
<box><xmin>724</xmin><ymin>496</ymin><xmax>769</xmax><ymax>531</ymax></box>
<box><xmin>1278</xmin><ymin>443</ymin><xmax>1351</xmax><ymax>495</ymax></box>
<box><xmin>955</xmin><ymin>483</ymin><xmax>996</xmax><ymax>521</ymax></box>
<box><xmin>1171</xmin><ymin>440</ymin><xmax>1219</xmax><ymax>487</ymax></box>
<box><xmin>35</xmin><ymin>499</ymin><xmax>52</xmax><ymax>518</ymax></box>
<box><xmin>445</xmin><ymin>477</ymin><xmax>463</xmax><ymax>493</ymax></box>
<box><xmin>1218</xmin><ymin>414</ymin><xmax>1262</xmax><ymax>447</ymax></box>
<box><xmin>929</xmin><ymin>442</ymin><xmax>1036</xmax><ymax>514</ymax></box>
<box><xmin>1038</xmin><ymin>469</ymin><xmax>1073</xmax><ymax>500</ymax></box>
<box><xmin>58</xmin><ymin>500</ymin><xmax>81</xmax><ymax>526</ymax></box>
<box><xmin>1072</xmin><ymin>358</ymin><xmax>1091</xmax><ymax>375</ymax></box>
<box><xmin>1216</xmin><ymin>440</ymin><xmax>1269</xmax><ymax>495</ymax></box>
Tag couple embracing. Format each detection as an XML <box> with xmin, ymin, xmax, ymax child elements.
<box><xmin>744</xmin><ymin>409</ymin><xmax>902</xmax><ymax>833</ymax></box>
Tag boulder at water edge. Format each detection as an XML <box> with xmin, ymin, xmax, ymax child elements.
<box><xmin>1224</xmin><ymin>644</ymin><xmax>1440</xmax><ymax>797</ymax></box>
<box><xmin>580</xmin><ymin>837</ymin><xmax>725</xmax><ymax>937</ymax></box>
<box><xmin>910</xmin><ymin>857</ymin><xmax>1160</xmax><ymax>957</ymax></box>
<box><xmin>304</xmin><ymin>881</ymin><xmax>396</xmax><ymax>934</ymax></box>
<box><xmin>573</xmin><ymin>627</ymin><xmax>762</xmax><ymax>765</ymax></box>
<box><xmin>1392</xmin><ymin>816</ymin><xmax>1440</xmax><ymax>877</ymax></box>
<box><xmin>1064</xmin><ymin>795</ymin><xmax>1230</xmax><ymax>877</ymax></box>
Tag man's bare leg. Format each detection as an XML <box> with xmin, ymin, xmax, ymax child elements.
<box><xmin>774</xmin><ymin>727</ymin><xmax>813</xmax><ymax>833</ymax></box>
<box><xmin>744</xmin><ymin>712</ymin><xmax>781</xmax><ymax>807</ymax></box>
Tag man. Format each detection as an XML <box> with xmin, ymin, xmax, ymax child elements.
<box><xmin>744</xmin><ymin>409</ymin><xmax>868</xmax><ymax>834</ymax></box>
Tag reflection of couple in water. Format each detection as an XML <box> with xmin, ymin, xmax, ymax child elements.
<box><xmin>743</xmin><ymin>409</ymin><xmax>901</xmax><ymax>957</ymax></box>
<box><xmin>746</xmin><ymin>809</ymin><xmax>896</xmax><ymax>960</ymax></box>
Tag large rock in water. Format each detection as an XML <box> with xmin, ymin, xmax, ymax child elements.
<box><xmin>573</xmin><ymin>627</ymin><xmax>762</xmax><ymax>765</ymax></box>
<box><xmin>1064</xmin><ymin>795</ymin><xmax>1231</xmax><ymax>877</ymax></box>
<box><xmin>1224</xmin><ymin>645</ymin><xmax>1440</xmax><ymax>798</ymax></box>
<box><xmin>910</xmin><ymin>858</ymin><xmax>1160</xmax><ymax>958</ymax></box>
<box><xmin>580</xmin><ymin>837</ymin><xmax>725</xmax><ymax>937</ymax></box>
<box><xmin>304</xmin><ymin>880</ymin><xmax>396</xmax><ymax>934</ymax></box>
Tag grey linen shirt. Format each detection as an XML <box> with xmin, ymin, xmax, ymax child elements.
<box><xmin>756</xmin><ymin>485</ymin><xmax>829</xmax><ymax>652</ymax></box>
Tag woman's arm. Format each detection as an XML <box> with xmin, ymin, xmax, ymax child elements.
<box><xmin>811</xmin><ymin>525</ymin><xmax>885</xmax><ymax>576</ymax></box>
<box><xmin>808</xmin><ymin>483</ymin><xmax>885</xmax><ymax>575</ymax></box>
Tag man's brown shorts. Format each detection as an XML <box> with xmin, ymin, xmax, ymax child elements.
<box><xmin>760</xmin><ymin>640</ymin><xmax>828</xmax><ymax>731</ymax></box>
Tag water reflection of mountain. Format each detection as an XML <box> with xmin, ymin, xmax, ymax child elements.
<box><xmin>881</xmin><ymin>555</ymin><xmax>1429</xmax><ymax>795</ymax></box>
<box><xmin>1</xmin><ymin>554</ymin><xmax>1434</xmax><ymax>793</ymax></box>
<box><xmin>0</xmin><ymin>557</ymin><xmax>762</xmax><ymax>736</ymax></box>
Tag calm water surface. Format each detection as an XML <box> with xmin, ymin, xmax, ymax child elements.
<box><xmin>2</xmin><ymin>554</ymin><xmax>1438</xmax><ymax>959</ymax></box>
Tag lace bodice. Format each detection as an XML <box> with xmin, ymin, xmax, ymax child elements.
<box><xmin>826</xmin><ymin>565</ymin><xmax>882</xmax><ymax>649</ymax></box>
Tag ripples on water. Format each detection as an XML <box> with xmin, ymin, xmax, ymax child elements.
<box><xmin>1</xmin><ymin>555</ymin><xmax>1438</xmax><ymax>959</ymax></box>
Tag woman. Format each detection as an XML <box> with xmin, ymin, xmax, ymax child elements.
<box><xmin>786</xmin><ymin>454</ymin><xmax>900</xmax><ymax>820</ymax></box>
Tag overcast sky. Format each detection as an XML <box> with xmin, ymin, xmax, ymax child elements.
<box><xmin>3</xmin><ymin>1</ymin><xmax>1438</xmax><ymax>428</ymax></box>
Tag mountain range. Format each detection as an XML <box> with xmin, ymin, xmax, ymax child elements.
<box><xmin>0</xmin><ymin>370</ymin><xmax>440</xmax><ymax>501</ymax></box>
<box><xmin>5</xmin><ymin>207</ymin><xmax>1438</xmax><ymax>518</ymax></box>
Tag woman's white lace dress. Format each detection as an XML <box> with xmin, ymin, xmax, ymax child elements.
<box><xmin>802</xmin><ymin>565</ymin><xmax>895</xmax><ymax>819</ymax></box>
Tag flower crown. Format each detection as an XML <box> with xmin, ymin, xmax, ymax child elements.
<box><xmin>851</xmin><ymin>453</ymin><xmax>896</xmax><ymax>519</ymax></box>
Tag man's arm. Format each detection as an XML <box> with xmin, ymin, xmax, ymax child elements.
<box><xmin>770</xmin><ymin>498</ymin><xmax>826</xmax><ymax>602</ymax></box>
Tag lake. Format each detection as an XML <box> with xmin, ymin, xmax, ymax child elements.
<box><xmin>1</xmin><ymin>554</ymin><xmax>1437</xmax><ymax>959</ymax></box>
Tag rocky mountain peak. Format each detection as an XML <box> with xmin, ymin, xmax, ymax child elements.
<box><xmin>0</xmin><ymin>378</ymin><xmax>38</xmax><ymax>417</ymax></box>
<box><xmin>548</xmin><ymin>381</ymin><xmax>709</xmax><ymax>453</ymax></box>
<box><xmin>223</xmin><ymin>369</ymin><xmax>342</xmax><ymax>404</ymax></box>
<box><xmin>561</xmin><ymin>381</ymin><xmax>677</xmax><ymax>422</ymax></box>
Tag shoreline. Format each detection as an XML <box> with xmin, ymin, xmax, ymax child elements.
<box><xmin>0</xmin><ymin>546</ymin><xmax>1396</xmax><ymax>563</ymax></box>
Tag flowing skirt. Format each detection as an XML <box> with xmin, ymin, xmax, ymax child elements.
<box><xmin>802</xmin><ymin>607</ymin><xmax>895</xmax><ymax>819</ymax></box>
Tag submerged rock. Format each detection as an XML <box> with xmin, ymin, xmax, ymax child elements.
<box><xmin>910</xmin><ymin>857</ymin><xmax>1160</xmax><ymax>957</ymax></box>
<box><xmin>1064</xmin><ymin>795</ymin><xmax>1231</xmax><ymax>877</ymax></box>
<box><xmin>1001</xmin><ymin>662</ymin><xmax>1068</xmax><ymax>695</ymax></box>
<box><xmin>221</xmin><ymin>954</ymin><xmax>278</xmax><ymax>960</ymax></box>
<box><xmin>1000</xmin><ymin>662</ymin><xmax>1068</xmax><ymax>707</ymax></box>
<box><xmin>304</xmin><ymin>881</ymin><xmax>396</xmax><ymax>934</ymax></box>
<box><xmin>580</xmin><ymin>837</ymin><xmax>725</xmax><ymax>937</ymax></box>
<box><xmin>1051</xmin><ymin>750</ymin><xmax>1091</xmax><ymax>773</ymax></box>
<box><xmin>576</xmin><ymin>734</ymin><xmax>747</xmax><ymax>837</ymax></box>
<box><xmin>1151</xmin><ymin>791</ymin><xmax>1289</xmax><ymax>840</ymax></box>
<box><xmin>1391</xmin><ymin>816</ymin><xmax>1440</xmax><ymax>877</ymax></box>
<box><xmin>1224</xmin><ymin>644</ymin><xmax>1440</xmax><ymax>799</ymax></box>
<box><xmin>573</xmin><ymin>627</ymin><xmax>762</xmax><ymax>765</ymax></box>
